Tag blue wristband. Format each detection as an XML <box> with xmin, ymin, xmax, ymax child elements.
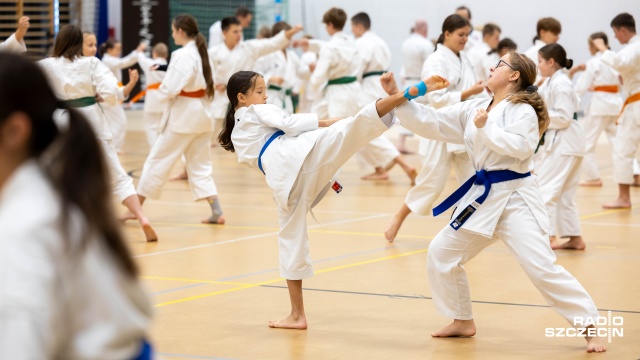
<box><xmin>403</xmin><ymin>81</ymin><xmax>427</xmax><ymax>101</ymax></box>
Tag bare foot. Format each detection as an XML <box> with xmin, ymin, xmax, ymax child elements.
<box><xmin>602</xmin><ymin>198</ymin><xmax>631</xmax><ymax>209</ymax></box>
<box><xmin>407</xmin><ymin>167</ymin><xmax>417</xmax><ymax>186</ymax></box>
<box><xmin>398</xmin><ymin>148</ymin><xmax>414</xmax><ymax>155</ymax></box>
<box><xmin>140</xmin><ymin>220</ymin><xmax>158</xmax><ymax>242</ymax></box>
<box><xmin>384</xmin><ymin>214</ymin><xmax>402</xmax><ymax>242</ymax></box>
<box><xmin>361</xmin><ymin>172</ymin><xmax>389</xmax><ymax>181</ymax></box>
<box><xmin>586</xmin><ymin>328</ymin><xmax>606</xmax><ymax>353</ymax></box>
<box><xmin>580</xmin><ymin>179</ymin><xmax>602</xmax><ymax>187</ymax></box>
<box><xmin>633</xmin><ymin>174</ymin><xmax>640</xmax><ymax>187</ymax></box>
<box><xmin>169</xmin><ymin>171</ymin><xmax>188</xmax><ymax>181</ymax></box>
<box><xmin>555</xmin><ymin>236</ymin><xmax>586</xmax><ymax>250</ymax></box>
<box><xmin>431</xmin><ymin>320</ymin><xmax>476</xmax><ymax>337</ymax></box>
<box><xmin>201</xmin><ymin>215</ymin><xmax>225</xmax><ymax>225</ymax></box>
<box><xmin>268</xmin><ymin>314</ymin><xmax>307</xmax><ymax>330</ymax></box>
<box><xmin>549</xmin><ymin>236</ymin><xmax>560</xmax><ymax>249</ymax></box>
<box><xmin>119</xmin><ymin>211</ymin><xmax>136</xmax><ymax>223</ymax></box>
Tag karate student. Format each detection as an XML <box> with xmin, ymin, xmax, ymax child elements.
<box><xmin>524</xmin><ymin>17</ymin><xmax>561</xmax><ymax>83</ymax></box>
<box><xmin>218</xmin><ymin>70</ymin><xmax>449</xmax><ymax>330</ymax></box>
<box><xmin>594</xmin><ymin>13</ymin><xmax>640</xmax><ymax>208</ymax></box>
<box><xmin>99</xmin><ymin>38</ymin><xmax>146</xmax><ymax>153</ymax></box>
<box><xmin>0</xmin><ymin>16</ymin><xmax>28</xmax><ymax>53</ymax></box>
<box><xmin>466</xmin><ymin>23</ymin><xmax>501</xmax><ymax>85</ymax></box>
<box><xmin>134</xmin><ymin>14</ymin><xmax>225</xmax><ymax>224</ymax></box>
<box><xmin>455</xmin><ymin>5</ymin><xmax>482</xmax><ymax>50</ymax></box>
<box><xmin>536</xmin><ymin>44</ymin><xmax>586</xmax><ymax>250</ymax></box>
<box><xmin>209</xmin><ymin>17</ymin><xmax>302</xmax><ymax>142</ymax></box>
<box><xmin>0</xmin><ymin>52</ymin><xmax>153</xmax><ymax>360</ymax></box>
<box><xmin>296</xmin><ymin>35</ymin><xmax>318</xmax><ymax>114</ymax></box>
<box><xmin>41</xmin><ymin>25</ymin><xmax>157</xmax><ymax>242</ymax></box>
<box><xmin>385</xmin><ymin>14</ymin><xmax>482</xmax><ymax>242</ymax></box>
<box><xmin>259</xmin><ymin>21</ymin><xmax>310</xmax><ymax>115</ymax></box>
<box><xmin>386</xmin><ymin>52</ymin><xmax>606</xmax><ymax>353</ymax></box>
<box><xmin>208</xmin><ymin>6</ymin><xmax>252</xmax><ymax>49</ymax></box>
<box><xmin>351</xmin><ymin>11</ymin><xmax>417</xmax><ymax>184</ymax></box>
<box><xmin>571</xmin><ymin>32</ymin><xmax>623</xmax><ymax>187</ymax></box>
<box><xmin>479</xmin><ymin>38</ymin><xmax>517</xmax><ymax>85</ymax></box>
<box><xmin>134</xmin><ymin>43</ymin><xmax>169</xmax><ymax>146</ymax></box>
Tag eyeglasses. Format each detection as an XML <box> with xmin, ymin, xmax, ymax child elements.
<box><xmin>495</xmin><ymin>59</ymin><xmax>516</xmax><ymax>71</ymax></box>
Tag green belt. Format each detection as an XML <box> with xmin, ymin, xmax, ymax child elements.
<box><xmin>268</xmin><ymin>84</ymin><xmax>283</xmax><ymax>91</ymax></box>
<box><xmin>573</xmin><ymin>112</ymin><xmax>578</xmax><ymax>121</ymax></box>
<box><xmin>268</xmin><ymin>84</ymin><xmax>294</xmax><ymax>109</ymax></box>
<box><xmin>327</xmin><ymin>76</ymin><xmax>357</xmax><ymax>86</ymax></box>
<box><xmin>61</xmin><ymin>96</ymin><xmax>97</xmax><ymax>108</ymax></box>
<box><xmin>362</xmin><ymin>70</ymin><xmax>386</xmax><ymax>78</ymax></box>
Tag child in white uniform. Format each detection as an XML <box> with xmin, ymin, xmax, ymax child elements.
<box><xmin>134</xmin><ymin>43</ymin><xmax>169</xmax><ymax>146</ymax></box>
<box><xmin>536</xmin><ymin>44</ymin><xmax>586</xmax><ymax>250</ymax></box>
<box><xmin>572</xmin><ymin>32</ymin><xmax>623</xmax><ymax>187</ymax></box>
<box><xmin>0</xmin><ymin>16</ymin><xmax>28</xmax><ymax>53</ymax></box>
<box><xmin>0</xmin><ymin>52</ymin><xmax>153</xmax><ymax>360</ymax></box>
<box><xmin>100</xmin><ymin>38</ymin><xmax>146</xmax><ymax>153</ymax></box>
<box><xmin>135</xmin><ymin>15</ymin><xmax>224</xmax><ymax>224</ymax></box>
<box><xmin>388</xmin><ymin>52</ymin><xmax>606</xmax><ymax>353</ymax></box>
<box><xmin>43</xmin><ymin>26</ymin><xmax>157</xmax><ymax>242</ymax></box>
<box><xmin>385</xmin><ymin>14</ymin><xmax>482</xmax><ymax>242</ymax></box>
<box><xmin>219</xmin><ymin>70</ymin><xmax>448</xmax><ymax>330</ymax></box>
<box><xmin>524</xmin><ymin>18</ymin><xmax>561</xmax><ymax>84</ymax></box>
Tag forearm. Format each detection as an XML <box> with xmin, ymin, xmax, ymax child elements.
<box><xmin>375</xmin><ymin>92</ymin><xmax>407</xmax><ymax>118</ymax></box>
<box><xmin>122</xmin><ymin>81</ymin><xmax>136</xmax><ymax>98</ymax></box>
<box><xmin>319</xmin><ymin>117</ymin><xmax>342</xmax><ymax>127</ymax></box>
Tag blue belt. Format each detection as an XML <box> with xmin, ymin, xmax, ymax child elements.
<box><xmin>132</xmin><ymin>339</ymin><xmax>152</xmax><ymax>360</ymax></box>
<box><xmin>258</xmin><ymin>130</ymin><xmax>285</xmax><ymax>175</ymax></box>
<box><xmin>432</xmin><ymin>169</ymin><xmax>531</xmax><ymax>230</ymax></box>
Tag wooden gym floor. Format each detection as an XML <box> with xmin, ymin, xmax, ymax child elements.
<box><xmin>120</xmin><ymin>111</ymin><xmax>639</xmax><ymax>359</ymax></box>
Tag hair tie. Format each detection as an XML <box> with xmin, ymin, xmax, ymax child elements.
<box><xmin>525</xmin><ymin>85</ymin><xmax>538</xmax><ymax>93</ymax></box>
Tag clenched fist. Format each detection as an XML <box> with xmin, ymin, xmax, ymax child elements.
<box><xmin>474</xmin><ymin>108</ymin><xmax>488</xmax><ymax>128</ymax></box>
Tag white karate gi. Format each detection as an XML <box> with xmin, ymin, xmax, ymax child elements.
<box><xmin>0</xmin><ymin>33</ymin><xmax>26</xmax><ymax>53</ymax></box>
<box><xmin>0</xmin><ymin>161</ymin><xmax>152</xmax><ymax>359</ymax></box>
<box><xmin>395</xmin><ymin>98</ymin><xmax>599</xmax><ymax>324</ymax></box>
<box><xmin>38</xmin><ymin>56</ymin><xmax>137</xmax><ymax>202</ymax></box>
<box><xmin>355</xmin><ymin>31</ymin><xmax>402</xmax><ymax>169</ymax></box>
<box><xmin>208</xmin><ymin>20</ymin><xmax>244</xmax><ymax>50</ymax></box>
<box><xmin>137</xmin><ymin>53</ymin><xmax>168</xmax><ymax>146</ymax></box>
<box><xmin>466</xmin><ymin>41</ymin><xmax>492</xmax><ymax>84</ymax></box>
<box><xmin>574</xmin><ymin>52</ymin><xmax>624</xmax><ymax>182</ymax></box>
<box><xmin>101</xmin><ymin>50</ymin><xmax>140</xmax><ymax>152</ymax></box>
<box><xmin>232</xmin><ymin>103</ymin><xmax>393</xmax><ymax>279</ymax></box>
<box><xmin>209</xmin><ymin>30</ymin><xmax>290</xmax><ymax>122</ymax></box>
<box><xmin>525</xmin><ymin>39</ymin><xmax>548</xmax><ymax>83</ymax></box>
<box><xmin>405</xmin><ymin>45</ymin><xmax>477</xmax><ymax>216</ymax></box>
<box><xmin>137</xmin><ymin>40</ymin><xmax>218</xmax><ymax>201</ymax></box>
<box><xmin>537</xmin><ymin>70</ymin><xmax>585</xmax><ymax>237</ymax></box>
<box><xmin>600</xmin><ymin>35</ymin><xmax>640</xmax><ymax>185</ymax></box>
<box><xmin>259</xmin><ymin>49</ymin><xmax>310</xmax><ymax>114</ymax></box>
<box><xmin>296</xmin><ymin>51</ymin><xmax>318</xmax><ymax>113</ymax></box>
<box><xmin>401</xmin><ymin>33</ymin><xmax>435</xmax><ymax>84</ymax></box>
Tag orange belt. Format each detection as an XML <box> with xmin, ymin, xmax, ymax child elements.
<box><xmin>129</xmin><ymin>83</ymin><xmax>161</xmax><ymax>105</ymax></box>
<box><xmin>617</xmin><ymin>91</ymin><xmax>640</xmax><ymax>124</ymax></box>
<box><xmin>179</xmin><ymin>89</ymin><xmax>206</xmax><ymax>98</ymax></box>
<box><xmin>593</xmin><ymin>85</ymin><xmax>619</xmax><ymax>93</ymax></box>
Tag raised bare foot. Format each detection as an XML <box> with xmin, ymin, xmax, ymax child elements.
<box><xmin>431</xmin><ymin>320</ymin><xmax>476</xmax><ymax>337</ymax></box>
<box><xmin>586</xmin><ymin>333</ymin><xmax>606</xmax><ymax>353</ymax></box>
<box><xmin>169</xmin><ymin>171</ymin><xmax>188</xmax><ymax>181</ymax></box>
<box><xmin>384</xmin><ymin>214</ymin><xmax>402</xmax><ymax>242</ymax></box>
<box><xmin>119</xmin><ymin>211</ymin><xmax>136</xmax><ymax>223</ymax></box>
<box><xmin>556</xmin><ymin>236</ymin><xmax>586</xmax><ymax>250</ymax></box>
<box><xmin>141</xmin><ymin>220</ymin><xmax>158</xmax><ymax>242</ymax></box>
<box><xmin>407</xmin><ymin>167</ymin><xmax>418</xmax><ymax>186</ymax></box>
<box><xmin>268</xmin><ymin>314</ymin><xmax>307</xmax><ymax>330</ymax></box>
<box><xmin>361</xmin><ymin>172</ymin><xmax>389</xmax><ymax>181</ymax></box>
<box><xmin>549</xmin><ymin>236</ymin><xmax>559</xmax><ymax>249</ymax></box>
<box><xmin>580</xmin><ymin>179</ymin><xmax>602</xmax><ymax>187</ymax></box>
<box><xmin>602</xmin><ymin>198</ymin><xmax>631</xmax><ymax>209</ymax></box>
<box><xmin>201</xmin><ymin>215</ymin><xmax>225</xmax><ymax>225</ymax></box>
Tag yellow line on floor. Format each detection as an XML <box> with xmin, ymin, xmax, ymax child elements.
<box><xmin>142</xmin><ymin>276</ymin><xmax>251</xmax><ymax>287</ymax></box>
<box><xmin>579</xmin><ymin>208</ymin><xmax>630</xmax><ymax>220</ymax></box>
<box><xmin>153</xmin><ymin>248</ymin><xmax>428</xmax><ymax>308</ymax></box>
<box><xmin>308</xmin><ymin>229</ymin><xmax>432</xmax><ymax>239</ymax></box>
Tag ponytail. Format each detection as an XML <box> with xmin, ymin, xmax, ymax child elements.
<box><xmin>539</xmin><ymin>43</ymin><xmax>573</xmax><ymax>70</ymax></box>
<box><xmin>173</xmin><ymin>14</ymin><xmax>214</xmax><ymax>100</ymax></box>
<box><xmin>218</xmin><ymin>71</ymin><xmax>262</xmax><ymax>152</ymax></box>
<box><xmin>0</xmin><ymin>53</ymin><xmax>137</xmax><ymax>278</ymax></box>
<box><xmin>437</xmin><ymin>14</ymin><xmax>470</xmax><ymax>46</ymax></box>
<box><xmin>506</xmin><ymin>52</ymin><xmax>550</xmax><ymax>136</ymax></box>
<box><xmin>437</xmin><ymin>33</ymin><xmax>445</xmax><ymax>44</ymax></box>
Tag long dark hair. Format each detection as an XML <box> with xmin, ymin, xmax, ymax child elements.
<box><xmin>507</xmin><ymin>52</ymin><xmax>550</xmax><ymax>136</ymax></box>
<box><xmin>218</xmin><ymin>71</ymin><xmax>262</xmax><ymax>152</ymax></box>
<box><xmin>437</xmin><ymin>14</ymin><xmax>470</xmax><ymax>44</ymax></box>
<box><xmin>173</xmin><ymin>14</ymin><xmax>214</xmax><ymax>99</ymax></box>
<box><xmin>99</xmin><ymin>37</ymin><xmax>118</xmax><ymax>57</ymax></box>
<box><xmin>539</xmin><ymin>43</ymin><xmax>573</xmax><ymax>69</ymax></box>
<box><xmin>53</xmin><ymin>25</ymin><xmax>83</xmax><ymax>60</ymax></box>
<box><xmin>0</xmin><ymin>53</ymin><xmax>137</xmax><ymax>278</ymax></box>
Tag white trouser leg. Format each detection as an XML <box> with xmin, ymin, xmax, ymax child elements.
<box><xmin>495</xmin><ymin>194</ymin><xmax>600</xmax><ymax>324</ymax></box>
<box><xmin>184</xmin><ymin>132</ymin><xmax>217</xmax><ymax>200</ymax></box>
<box><xmin>110</xmin><ymin>104</ymin><xmax>127</xmax><ymax>152</ymax></box>
<box><xmin>276</xmin><ymin>110</ymin><xmax>389</xmax><ymax>279</ymax></box>
<box><xmin>613</xmin><ymin>103</ymin><xmax>640</xmax><ymax>184</ymax></box>
<box><xmin>100</xmin><ymin>139</ymin><xmax>136</xmax><ymax>202</ymax></box>
<box><xmin>144</xmin><ymin>112</ymin><xmax>162</xmax><ymax>147</ymax></box>
<box><xmin>357</xmin><ymin>135</ymin><xmax>401</xmax><ymax>168</ymax></box>
<box><xmin>581</xmin><ymin>114</ymin><xmax>608</xmax><ymax>181</ymax></box>
<box><xmin>556</xmin><ymin>157</ymin><xmax>583</xmax><ymax>237</ymax></box>
<box><xmin>137</xmin><ymin>131</ymin><xmax>193</xmax><ymax>199</ymax></box>
<box><xmin>405</xmin><ymin>140</ymin><xmax>452</xmax><ymax>216</ymax></box>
